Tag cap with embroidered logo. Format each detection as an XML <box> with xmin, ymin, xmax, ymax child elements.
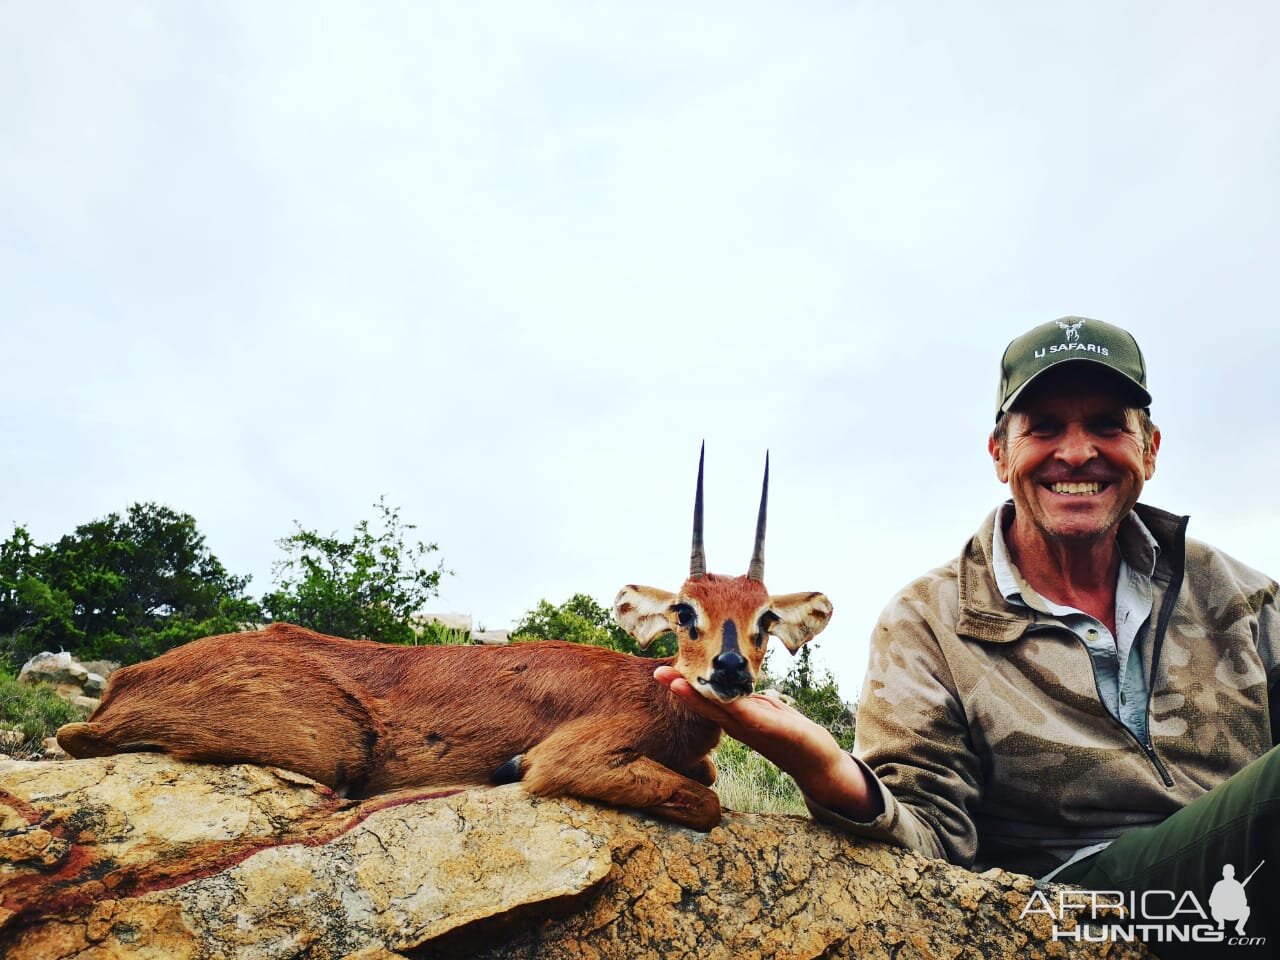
<box><xmin>996</xmin><ymin>317</ymin><xmax>1150</xmax><ymax>421</ymax></box>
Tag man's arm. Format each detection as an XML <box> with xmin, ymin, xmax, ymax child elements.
<box><xmin>656</xmin><ymin>584</ymin><xmax>984</xmax><ymax>866</ymax></box>
<box><xmin>653</xmin><ymin>666</ymin><xmax>884</xmax><ymax>820</ymax></box>
<box><xmin>848</xmin><ymin>602</ymin><xmax>983</xmax><ymax>864</ymax></box>
<box><xmin>1257</xmin><ymin>581</ymin><xmax>1280</xmax><ymax>745</ymax></box>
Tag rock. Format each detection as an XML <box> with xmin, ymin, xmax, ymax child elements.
<box><xmin>13</xmin><ymin>653</ymin><xmax>102</xmax><ymax>724</ymax></box>
<box><xmin>18</xmin><ymin>652</ymin><xmax>88</xmax><ymax>689</ymax></box>
<box><xmin>81</xmin><ymin>672</ymin><xmax>106</xmax><ymax>696</ymax></box>
<box><xmin>0</xmin><ymin>754</ymin><xmax>1151</xmax><ymax>959</ymax></box>
<box><xmin>78</xmin><ymin>660</ymin><xmax>120</xmax><ymax>685</ymax></box>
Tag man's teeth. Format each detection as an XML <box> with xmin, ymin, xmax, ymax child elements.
<box><xmin>1050</xmin><ymin>481</ymin><xmax>1102</xmax><ymax>495</ymax></box>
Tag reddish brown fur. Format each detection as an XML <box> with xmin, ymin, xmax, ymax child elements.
<box><xmin>57</xmin><ymin>623</ymin><xmax>726</xmax><ymax>830</ymax></box>
<box><xmin>681</xmin><ymin>575</ymin><xmax>770</xmax><ymax>625</ymax></box>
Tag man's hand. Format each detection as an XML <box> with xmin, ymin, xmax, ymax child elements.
<box><xmin>653</xmin><ymin>665</ymin><xmax>884</xmax><ymax>821</ymax></box>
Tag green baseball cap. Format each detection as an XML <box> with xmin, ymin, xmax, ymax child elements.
<box><xmin>996</xmin><ymin>317</ymin><xmax>1150</xmax><ymax>421</ymax></box>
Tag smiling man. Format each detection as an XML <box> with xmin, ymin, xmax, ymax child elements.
<box><xmin>656</xmin><ymin>317</ymin><xmax>1279</xmax><ymax>955</ymax></box>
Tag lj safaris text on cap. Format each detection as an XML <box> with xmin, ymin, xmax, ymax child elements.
<box><xmin>1035</xmin><ymin>342</ymin><xmax>1112</xmax><ymax>359</ymax></box>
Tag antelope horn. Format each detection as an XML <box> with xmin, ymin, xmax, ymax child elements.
<box><xmin>748</xmin><ymin>452</ymin><xmax>768</xmax><ymax>582</ymax></box>
<box><xmin>690</xmin><ymin>442</ymin><xmax>706</xmax><ymax>578</ymax></box>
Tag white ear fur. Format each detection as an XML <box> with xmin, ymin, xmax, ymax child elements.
<box><xmin>765</xmin><ymin>592</ymin><xmax>833</xmax><ymax>654</ymax></box>
<box><xmin>614</xmin><ymin>585</ymin><xmax>678</xmax><ymax>650</ymax></box>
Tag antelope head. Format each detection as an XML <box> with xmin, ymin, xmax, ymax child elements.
<box><xmin>614</xmin><ymin>446</ymin><xmax>833</xmax><ymax>703</ymax></box>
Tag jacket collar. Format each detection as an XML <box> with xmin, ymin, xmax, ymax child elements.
<box><xmin>956</xmin><ymin>502</ymin><xmax>1189</xmax><ymax>644</ymax></box>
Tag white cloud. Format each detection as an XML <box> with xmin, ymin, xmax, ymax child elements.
<box><xmin>3</xmin><ymin>1</ymin><xmax>1278</xmax><ymax>700</ymax></box>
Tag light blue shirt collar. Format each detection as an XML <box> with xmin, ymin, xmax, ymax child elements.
<box><xmin>991</xmin><ymin>503</ymin><xmax>1159</xmax><ymax>610</ymax></box>
<box><xmin>991</xmin><ymin>502</ymin><xmax>1158</xmax><ymax>749</ymax></box>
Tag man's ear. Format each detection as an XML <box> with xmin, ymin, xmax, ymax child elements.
<box><xmin>989</xmin><ymin>432</ymin><xmax>1009</xmax><ymax>483</ymax></box>
<box><xmin>614</xmin><ymin>585</ymin><xmax>677</xmax><ymax>650</ymax></box>
<box><xmin>1144</xmin><ymin>427</ymin><xmax>1161</xmax><ymax>481</ymax></box>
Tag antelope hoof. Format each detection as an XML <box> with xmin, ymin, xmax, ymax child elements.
<box><xmin>651</xmin><ymin>786</ymin><xmax>722</xmax><ymax>831</ymax></box>
<box><xmin>491</xmin><ymin>754</ymin><xmax>524</xmax><ymax>785</ymax></box>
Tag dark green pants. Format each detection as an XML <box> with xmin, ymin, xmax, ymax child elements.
<box><xmin>1055</xmin><ymin>745</ymin><xmax>1279</xmax><ymax>959</ymax></box>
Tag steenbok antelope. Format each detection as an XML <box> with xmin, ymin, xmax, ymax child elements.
<box><xmin>58</xmin><ymin>449</ymin><xmax>832</xmax><ymax>830</ymax></box>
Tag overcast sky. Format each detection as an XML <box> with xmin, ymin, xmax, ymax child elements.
<box><xmin>4</xmin><ymin>2</ymin><xmax>1278</xmax><ymax>700</ymax></box>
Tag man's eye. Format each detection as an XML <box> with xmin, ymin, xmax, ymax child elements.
<box><xmin>1027</xmin><ymin>420</ymin><xmax>1059</xmax><ymax>437</ymax></box>
<box><xmin>1089</xmin><ymin>417</ymin><xmax>1126</xmax><ymax>436</ymax></box>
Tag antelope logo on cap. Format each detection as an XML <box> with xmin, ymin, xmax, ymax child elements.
<box><xmin>1056</xmin><ymin>319</ymin><xmax>1085</xmax><ymax>342</ymax></box>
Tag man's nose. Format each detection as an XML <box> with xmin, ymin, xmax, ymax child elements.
<box><xmin>1055</xmin><ymin>424</ymin><xmax>1097</xmax><ymax>466</ymax></box>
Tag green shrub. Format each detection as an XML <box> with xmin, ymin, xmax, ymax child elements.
<box><xmin>262</xmin><ymin>497</ymin><xmax>448</xmax><ymax>647</ymax></box>
<box><xmin>512</xmin><ymin>593</ymin><xmax>677</xmax><ymax>658</ymax></box>
<box><xmin>0</xmin><ymin>669</ymin><xmax>89</xmax><ymax>759</ymax></box>
<box><xmin>768</xmin><ymin>647</ymin><xmax>856</xmax><ymax>751</ymax></box>
<box><xmin>0</xmin><ymin>505</ymin><xmax>261</xmax><ymax>669</ymax></box>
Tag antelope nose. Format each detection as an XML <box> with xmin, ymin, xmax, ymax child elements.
<box><xmin>712</xmin><ymin>651</ymin><xmax>747</xmax><ymax>674</ymax></box>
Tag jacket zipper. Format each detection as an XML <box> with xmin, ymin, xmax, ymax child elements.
<box><xmin>1076</xmin><ymin>639</ymin><xmax>1176</xmax><ymax>787</ymax></box>
<box><xmin>1127</xmin><ymin>718</ymin><xmax>1174</xmax><ymax>787</ymax></box>
<box><xmin>1078</xmin><ymin>510</ymin><xmax>1188</xmax><ymax>790</ymax></box>
<box><xmin>1139</xmin><ymin>513</ymin><xmax>1189</xmax><ymax>789</ymax></box>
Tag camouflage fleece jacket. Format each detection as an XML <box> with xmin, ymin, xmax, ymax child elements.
<box><xmin>810</xmin><ymin>503</ymin><xmax>1280</xmax><ymax>877</ymax></box>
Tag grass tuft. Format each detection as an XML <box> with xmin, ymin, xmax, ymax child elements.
<box><xmin>711</xmin><ymin>737</ymin><xmax>808</xmax><ymax>816</ymax></box>
<box><xmin>411</xmin><ymin>623</ymin><xmax>474</xmax><ymax>646</ymax></box>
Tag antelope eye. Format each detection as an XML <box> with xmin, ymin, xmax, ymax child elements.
<box><xmin>672</xmin><ymin>603</ymin><xmax>696</xmax><ymax>628</ymax></box>
<box><xmin>754</xmin><ymin>611</ymin><xmax>780</xmax><ymax>647</ymax></box>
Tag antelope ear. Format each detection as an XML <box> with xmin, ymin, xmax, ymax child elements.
<box><xmin>765</xmin><ymin>592</ymin><xmax>833</xmax><ymax>654</ymax></box>
<box><xmin>614</xmin><ymin>585</ymin><xmax>677</xmax><ymax>650</ymax></box>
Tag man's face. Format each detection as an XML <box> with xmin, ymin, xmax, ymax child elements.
<box><xmin>989</xmin><ymin>371</ymin><xmax>1160</xmax><ymax>544</ymax></box>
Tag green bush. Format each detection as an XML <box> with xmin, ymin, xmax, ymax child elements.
<box><xmin>262</xmin><ymin>497</ymin><xmax>448</xmax><ymax>646</ymax></box>
<box><xmin>0</xmin><ymin>504</ymin><xmax>260</xmax><ymax>669</ymax></box>
<box><xmin>768</xmin><ymin>646</ymin><xmax>856</xmax><ymax>751</ymax></box>
<box><xmin>0</xmin><ymin>669</ymin><xmax>89</xmax><ymax>759</ymax></box>
<box><xmin>511</xmin><ymin>593</ymin><xmax>677</xmax><ymax>658</ymax></box>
